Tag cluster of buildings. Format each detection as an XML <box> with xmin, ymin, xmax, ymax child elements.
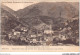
<box><xmin>8</xmin><ymin>23</ymin><xmax>67</xmax><ymax>45</ymax></box>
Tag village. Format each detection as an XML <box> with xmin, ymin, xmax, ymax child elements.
<box><xmin>7</xmin><ymin>23</ymin><xmax>70</xmax><ymax>46</ymax></box>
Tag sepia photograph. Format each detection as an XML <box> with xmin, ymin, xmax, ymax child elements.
<box><xmin>1</xmin><ymin>1</ymin><xmax>79</xmax><ymax>46</ymax></box>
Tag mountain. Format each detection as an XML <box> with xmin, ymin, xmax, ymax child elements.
<box><xmin>16</xmin><ymin>2</ymin><xmax>79</xmax><ymax>19</ymax></box>
<box><xmin>1</xmin><ymin>4</ymin><xmax>20</xmax><ymax>33</ymax></box>
<box><xmin>16</xmin><ymin>2</ymin><xmax>79</xmax><ymax>30</ymax></box>
<box><xmin>1</xmin><ymin>2</ymin><xmax>79</xmax><ymax>33</ymax></box>
<box><xmin>1</xmin><ymin>4</ymin><xmax>17</xmax><ymax>16</ymax></box>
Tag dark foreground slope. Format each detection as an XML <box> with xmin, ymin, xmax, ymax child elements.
<box><xmin>1</xmin><ymin>4</ymin><xmax>20</xmax><ymax>33</ymax></box>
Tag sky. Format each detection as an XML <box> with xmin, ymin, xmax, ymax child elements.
<box><xmin>2</xmin><ymin>2</ymin><xmax>37</xmax><ymax>11</ymax></box>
